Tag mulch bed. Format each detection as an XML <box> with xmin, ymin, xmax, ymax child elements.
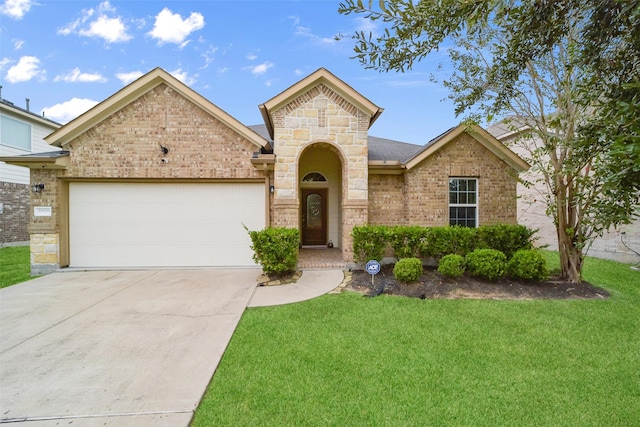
<box><xmin>346</xmin><ymin>264</ymin><xmax>609</xmax><ymax>300</ymax></box>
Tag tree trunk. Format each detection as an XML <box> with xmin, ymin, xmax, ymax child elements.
<box><xmin>557</xmin><ymin>222</ymin><xmax>583</xmax><ymax>283</ymax></box>
<box><xmin>555</xmin><ymin>179</ymin><xmax>583</xmax><ymax>283</ymax></box>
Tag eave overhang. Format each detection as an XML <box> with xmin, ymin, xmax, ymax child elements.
<box><xmin>0</xmin><ymin>151</ymin><xmax>69</xmax><ymax>169</ymax></box>
<box><xmin>251</xmin><ymin>153</ymin><xmax>275</xmax><ymax>171</ymax></box>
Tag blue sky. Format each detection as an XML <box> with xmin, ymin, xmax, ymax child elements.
<box><xmin>0</xmin><ymin>0</ymin><xmax>461</xmax><ymax>145</ymax></box>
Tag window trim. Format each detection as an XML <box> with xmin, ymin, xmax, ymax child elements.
<box><xmin>448</xmin><ymin>177</ymin><xmax>479</xmax><ymax>228</ymax></box>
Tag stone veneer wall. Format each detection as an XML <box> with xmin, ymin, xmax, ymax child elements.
<box><xmin>270</xmin><ymin>84</ymin><xmax>370</xmax><ymax>261</ymax></box>
<box><xmin>28</xmin><ymin>83</ymin><xmax>267</xmax><ymax>273</ymax></box>
<box><xmin>0</xmin><ymin>181</ymin><xmax>29</xmax><ymax>245</ymax></box>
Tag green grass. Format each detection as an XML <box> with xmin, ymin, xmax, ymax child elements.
<box><xmin>0</xmin><ymin>246</ymin><xmax>34</xmax><ymax>288</ymax></box>
<box><xmin>192</xmin><ymin>253</ymin><xmax>640</xmax><ymax>426</ymax></box>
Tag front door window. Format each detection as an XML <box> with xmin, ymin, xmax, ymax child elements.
<box><xmin>302</xmin><ymin>189</ymin><xmax>327</xmax><ymax>245</ymax></box>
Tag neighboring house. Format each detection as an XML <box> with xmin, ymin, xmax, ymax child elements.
<box><xmin>0</xmin><ymin>96</ymin><xmax>61</xmax><ymax>246</ymax></box>
<box><xmin>1</xmin><ymin>68</ymin><xmax>528</xmax><ymax>274</ymax></box>
<box><xmin>488</xmin><ymin>120</ymin><xmax>640</xmax><ymax>264</ymax></box>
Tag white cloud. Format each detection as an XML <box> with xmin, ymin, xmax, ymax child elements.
<box><xmin>115</xmin><ymin>70</ymin><xmax>143</xmax><ymax>85</ymax></box>
<box><xmin>79</xmin><ymin>14</ymin><xmax>131</xmax><ymax>43</ymax></box>
<box><xmin>5</xmin><ymin>56</ymin><xmax>45</xmax><ymax>83</ymax></box>
<box><xmin>58</xmin><ymin>1</ymin><xmax>131</xmax><ymax>44</ymax></box>
<box><xmin>355</xmin><ymin>16</ymin><xmax>378</xmax><ymax>35</ymax></box>
<box><xmin>246</xmin><ymin>53</ymin><xmax>257</xmax><ymax>61</ymax></box>
<box><xmin>170</xmin><ymin>68</ymin><xmax>196</xmax><ymax>86</ymax></box>
<box><xmin>288</xmin><ymin>15</ymin><xmax>300</xmax><ymax>26</ymax></box>
<box><xmin>54</xmin><ymin>68</ymin><xmax>107</xmax><ymax>83</ymax></box>
<box><xmin>248</xmin><ymin>62</ymin><xmax>273</xmax><ymax>76</ymax></box>
<box><xmin>294</xmin><ymin>23</ymin><xmax>337</xmax><ymax>47</ymax></box>
<box><xmin>43</xmin><ymin>98</ymin><xmax>98</xmax><ymax>123</ymax></box>
<box><xmin>13</xmin><ymin>39</ymin><xmax>24</xmax><ymax>50</ymax></box>
<box><xmin>0</xmin><ymin>58</ymin><xmax>11</xmax><ymax>70</ymax></box>
<box><xmin>0</xmin><ymin>0</ymin><xmax>35</xmax><ymax>20</ymax></box>
<box><xmin>294</xmin><ymin>69</ymin><xmax>304</xmax><ymax>76</ymax></box>
<box><xmin>148</xmin><ymin>8</ymin><xmax>204</xmax><ymax>45</ymax></box>
<box><xmin>200</xmin><ymin>46</ymin><xmax>218</xmax><ymax>69</ymax></box>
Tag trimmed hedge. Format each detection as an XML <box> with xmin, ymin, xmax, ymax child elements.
<box><xmin>352</xmin><ymin>224</ymin><xmax>536</xmax><ymax>263</ymax></box>
<box><xmin>352</xmin><ymin>225</ymin><xmax>388</xmax><ymax>263</ymax></box>
<box><xmin>245</xmin><ymin>226</ymin><xmax>299</xmax><ymax>274</ymax></box>
<box><xmin>393</xmin><ymin>258</ymin><xmax>423</xmax><ymax>283</ymax></box>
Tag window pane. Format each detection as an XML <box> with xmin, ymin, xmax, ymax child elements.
<box><xmin>468</xmin><ymin>193</ymin><xmax>476</xmax><ymax>204</ymax></box>
<box><xmin>1</xmin><ymin>115</ymin><xmax>31</xmax><ymax>150</ymax></box>
<box><xmin>459</xmin><ymin>193</ymin><xmax>468</xmax><ymax>204</ymax></box>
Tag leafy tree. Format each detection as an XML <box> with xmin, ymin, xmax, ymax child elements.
<box><xmin>339</xmin><ymin>0</ymin><xmax>639</xmax><ymax>283</ymax></box>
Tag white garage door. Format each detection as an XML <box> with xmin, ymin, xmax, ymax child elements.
<box><xmin>69</xmin><ymin>182</ymin><xmax>265</xmax><ymax>268</ymax></box>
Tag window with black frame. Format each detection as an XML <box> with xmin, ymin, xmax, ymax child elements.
<box><xmin>449</xmin><ymin>178</ymin><xmax>478</xmax><ymax>227</ymax></box>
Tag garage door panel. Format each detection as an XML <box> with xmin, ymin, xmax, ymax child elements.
<box><xmin>69</xmin><ymin>182</ymin><xmax>264</xmax><ymax>268</ymax></box>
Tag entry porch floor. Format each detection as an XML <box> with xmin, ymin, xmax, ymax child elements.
<box><xmin>298</xmin><ymin>247</ymin><xmax>345</xmax><ymax>269</ymax></box>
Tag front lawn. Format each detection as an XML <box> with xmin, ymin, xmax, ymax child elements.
<box><xmin>0</xmin><ymin>246</ymin><xmax>33</xmax><ymax>289</ymax></box>
<box><xmin>192</xmin><ymin>253</ymin><xmax>640</xmax><ymax>426</ymax></box>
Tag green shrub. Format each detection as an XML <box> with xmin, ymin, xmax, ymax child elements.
<box><xmin>466</xmin><ymin>249</ymin><xmax>507</xmax><ymax>281</ymax></box>
<box><xmin>477</xmin><ymin>224</ymin><xmax>537</xmax><ymax>259</ymax></box>
<box><xmin>393</xmin><ymin>258</ymin><xmax>423</xmax><ymax>283</ymax></box>
<box><xmin>507</xmin><ymin>249</ymin><xmax>550</xmax><ymax>281</ymax></box>
<box><xmin>352</xmin><ymin>225</ymin><xmax>389</xmax><ymax>263</ymax></box>
<box><xmin>245</xmin><ymin>226</ymin><xmax>299</xmax><ymax>274</ymax></box>
<box><xmin>419</xmin><ymin>226</ymin><xmax>478</xmax><ymax>259</ymax></box>
<box><xmin>437</xmin><ymin>254</ymin><xmax>466</xmax><ymax>278</ymax></box>
<box><xmin>388</xmin><ymin>226</ymin><xmax>428</xmax><ymax>259</ymax></box>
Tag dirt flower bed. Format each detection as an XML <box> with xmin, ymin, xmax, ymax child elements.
<box><xmin>346</xmin><ymin>264</ymin><xmax>609</xmax><ymax>300</ymax></box>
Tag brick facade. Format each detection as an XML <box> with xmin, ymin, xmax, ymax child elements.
<box><xmin>65</xmin><ymin>85</ymin><xmax>263</xmax><ymax>180</ymax></box>
<box><xmin>369</xmin><ymin>133</ymin><xmax>518</xmax><ymax>227</ymax></box>
<box><xmin>28</xmin><ymin>83</ymin><xmax>267</xmax><ymax>272</ymax></box>
<box><xmin>16</xmin><ymin>68</ymin><xmax>526</xmax><ymax>272</ymax></box>
<box><xmin>0</xmin><ymin>182</ymin><xmax>29</xmax><ymax>244</ymax></box>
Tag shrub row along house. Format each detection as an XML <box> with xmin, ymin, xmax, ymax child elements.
<box><xmin>1</xmin><ymin>68</ymin><xmax>529</xmax><ymax>274</ymax></box>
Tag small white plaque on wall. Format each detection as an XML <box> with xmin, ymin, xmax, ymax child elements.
<box><xmin>34</xmin><ymin>206</ymin><xmax>52</xmax><ymax>217</ymax></box>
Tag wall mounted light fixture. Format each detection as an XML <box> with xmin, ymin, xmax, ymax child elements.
<box><xmin>32</xmin><ymin>183</ymin><xmax>45</xmax><ymax>193</ymax></box>
<box><xmin>270</xmin><ymin>185</ymin><xmax>275</xmax><ymax>194</ymax></box>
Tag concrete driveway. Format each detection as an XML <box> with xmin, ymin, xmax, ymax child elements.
<box><xmin>0</xmin><ymin>269</ymin><xmax>259</xmax><ymax>426</ymax></box>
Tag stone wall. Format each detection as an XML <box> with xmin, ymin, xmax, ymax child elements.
<box><xmin>0</xmin><ymin>181</ymin><xmax>29</xmax><ymax>244</ymax></box>
<box><xmin>271</xmin><ymin>83</ymin><xmax>370</xmax><ymax>257</ymax></box>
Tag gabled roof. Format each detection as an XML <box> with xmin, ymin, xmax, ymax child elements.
<box><xmin>405</xmin><ymin>124</ymin><xmax>529</xmax><ymax>172</ymax></box>
<box><xmin>258</xmin><ymin>68</ymin><xmax>383</xmax><ymax>140</ymax></box>
<box><xmin>45</xmin><ymin>67</ymin><xmax>269</xmax><ymax>150</ymax></box>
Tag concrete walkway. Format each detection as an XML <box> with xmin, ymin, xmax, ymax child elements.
<box><xmin>248</xmin><ymin>269</ymin><xmax>344</xmax><ymax>307</ymax></box>
<box><xmin>0</xmin><ymin>268</ymin><xmax>344</xmax><ymax>426</ymax></box>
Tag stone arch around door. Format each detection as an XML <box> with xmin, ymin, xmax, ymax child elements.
<box><xmin>298</xmin><ymin>142</ymin><xmax>345</xmax><ymax>249</ymax></box>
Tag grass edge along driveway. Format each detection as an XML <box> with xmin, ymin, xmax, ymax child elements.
<box><xmin>193</xmin><ymin>253</ymin><xmax>640</xmax><ymax>426</ymax></box>
<box><xmin>0</xmin><ymin>246</ymin><xmax>33</xmax><ymax>289</ymax></box>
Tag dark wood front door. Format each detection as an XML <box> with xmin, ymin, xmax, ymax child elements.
<box><xmin>301</xmin><ymin>189</ymin><xmax>327</xmax><ymax>246</ymax></box>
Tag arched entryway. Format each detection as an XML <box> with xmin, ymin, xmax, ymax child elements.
<box><xmin>298</xmin><ymin>143</ymin><xmax>344</xmax><ymax>249</ymax></box>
